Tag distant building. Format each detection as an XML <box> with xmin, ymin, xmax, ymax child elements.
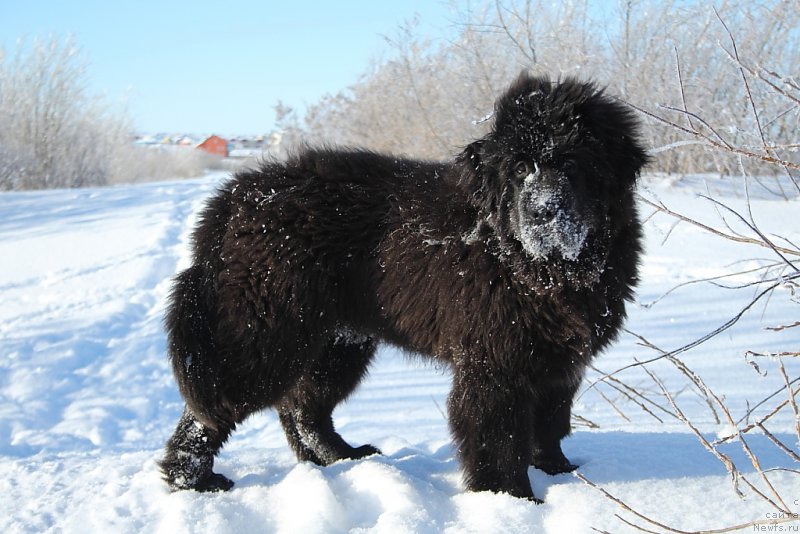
<box><xmin>197</xmin><ymin>135</ymin><xmax>229</xmax><ymax>157</ymax></box>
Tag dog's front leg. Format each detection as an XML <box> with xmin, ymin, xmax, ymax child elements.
<box><xmin>447</xmin><ymin>360</ymin><xmax>538</xmax><ymax>501</ymax></box>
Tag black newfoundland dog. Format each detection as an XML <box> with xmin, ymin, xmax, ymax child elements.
<box><xmin>160</xmin><ymin>73</ymin><xmax>648</xmax><ymax>501</ymax></box>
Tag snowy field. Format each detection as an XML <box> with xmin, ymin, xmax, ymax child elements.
<box><xmin>0</xmin><ymin>172</ymin><xmax>798</xmax><ymax>533</ymax></box>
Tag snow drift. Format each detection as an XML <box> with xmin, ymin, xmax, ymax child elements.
<box><xmin>0</xmin><ymin>172</ymin><xmax>798</xmax><ymax>533</ymax></box>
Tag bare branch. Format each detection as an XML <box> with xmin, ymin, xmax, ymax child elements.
<box><xmin>637</xmin><ymin>195</ymin><xmax>800</xmax><ymax>257</ymax></box>
<box><xmin>571</xmin><ymin>413</ymin><xmax>600</xmax><ymax>429</ymax></box>
<box><xmin>757</xmin><ymin>423</ymin><xmax>800</xmax><ymax>463</ymax></box>
<box><xmin>640</xmin><ymin>261</ymin><xmax>786</xmax><ymax>310</ymax></box>
<box><xmin>577</xmin><ymin>472</ymin><xmax>800</xmax><ymax>533</ymax></box>
<box><xmin>714</xmin><ymin>9</ymin><xmax>772</xmax><ymax>162</ymax></box>
<box><xmin>733</xmin><ymin>380</ymin><xmax>800</xmax><ymax>428</ymax></box>
<box><xmin>766</xmin><ymin>321</ymin><xmax>800</xmax><ymax>332</ymax></box>
<box><xmin>575</xmin><ymin>473</ymin><xmax>693</xmax><ymax>534</ymax></box>
<box><xmin>589</xmin><ymin>364</ymin><xmax>676</xmax><ymax>423</ymax></box>
<box><xmin>778</xmin><ymin>360</ymin><xmax>800</xmax><ymax>442</ymax></box>
<box><xmin>697</xmin><ymin>194</ymin><xmax>800</xmax><ymax>272</ymax></box>
<box><xmin>493</xmin><ymin>1</ymin><xmax>536</xmax><ymax>64</ymax></box>
<box><xmin>627</xmin><ymin>101</ymin><xmax>800</xmax><ymax>172</ymax></box>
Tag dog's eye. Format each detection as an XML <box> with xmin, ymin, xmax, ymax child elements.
<box><xmin>514</xmin><ymin>161</ymin><xmax>530</xmax><ymax>177</ymax></box>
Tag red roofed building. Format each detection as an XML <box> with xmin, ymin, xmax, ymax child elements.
<box><xmin>197</xmin><ymin>135</ymin><xmax>229</xmax><ymax>157</ymax></box>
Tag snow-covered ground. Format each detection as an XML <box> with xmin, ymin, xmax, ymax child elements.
<box><xmin>0</xmin><ymin>172</ymin><xmax>798</xmax><ymax>533</ymax></box>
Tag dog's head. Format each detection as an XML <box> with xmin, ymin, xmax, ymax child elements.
<box><xmin>458</xmin><ymin>73</ymin><xmax>648</xmax><ymax>263</ymax></box>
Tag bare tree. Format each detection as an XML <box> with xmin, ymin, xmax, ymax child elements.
<box><xmin>0</xmin><ymin>35</ymin><xmax>218</xmax><ymax>190</ymax></box>
<box><xmin>0</xmin><ymin>36</ymin><xmax>123</xmax><ymax>189</ymax></box>
<box><xmin>295</xmin><ymin>0</ymin><xmax>798</xmax><ymax>176</ymax></box>
<box><xmin>576</xmin><ymin>11</ymin><xmax>799</xmax><ymax>531</ymax></box>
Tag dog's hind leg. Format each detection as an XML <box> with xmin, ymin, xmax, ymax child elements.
<box><xmin>161</xmin><ymin>264</ymin><xmax>239</xmax><ymax>491</ymax></box>
<box><xmin>160</xmin><ymin>407</ymin><xmax>235</xmax><ymax>492</ymax></box>
<box><xmin>278</xmin><ymin>331</ymin><xmax>380</xmax><ymax>465</ymax></box>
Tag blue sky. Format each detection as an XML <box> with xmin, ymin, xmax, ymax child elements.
<box><xmin>1</xmin><ymin>0</ymin><xmax>454</xmax><ymax>135</ymax></box>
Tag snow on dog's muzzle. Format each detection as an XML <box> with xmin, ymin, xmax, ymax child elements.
<box><xmin>516</xmin><ymin>171</ymin><xmax>590</xmax><ymax>261</ymax></box>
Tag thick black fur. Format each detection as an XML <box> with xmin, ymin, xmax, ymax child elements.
<box><xmin>160</xmin><ymin>73</ymin><xmax>648</xmax><ymax>501</ymax></box>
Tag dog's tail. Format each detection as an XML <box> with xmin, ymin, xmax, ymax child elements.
<box><xmin>165</xmin><ymin>181</ymin><xmax>242</xmax><ymax>431</ymax></box>
<box><xmin>164</xmin><ymin>263</ymin><xmax>233</xmax><ymax>430</ymax></box>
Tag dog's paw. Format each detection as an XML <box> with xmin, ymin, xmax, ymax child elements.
<box><xmin>193</xmin><ymin>472</ymin><xmax>235</xmax><ymax>492</ymax></box>
<box><xmin>532</xmin><ymin>455</ymin><xmax>579</xmax><ymax>475</ymax></box>
<box><xmin>347</xmin><ymin>444</ymin><xmax>381</xmax><ymax>460</ymax></box>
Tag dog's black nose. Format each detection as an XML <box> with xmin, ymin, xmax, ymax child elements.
<box><xmin>531</xmin><ymin>204</ymin><xmax>557</xmax><ymax>225</ymax></box>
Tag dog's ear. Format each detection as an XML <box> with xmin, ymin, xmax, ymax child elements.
<box><xmin>456</xmin><ymin>139</ymin><xmax>494</xmax><ymax>212</ymax></box>
<box><xmin>455</xmin><ymin>138</ymin><xmax>509</xmax><ymax>236</ymax></box>
<box><xmin>581</xmin><ymin>94</ymin><xmax>650</xmax><ymax>188</ymax></box>
<box><xmin>458</xmin><ymin>139</ymin><xmax>485</xmax><ymax>175</ymax></box>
